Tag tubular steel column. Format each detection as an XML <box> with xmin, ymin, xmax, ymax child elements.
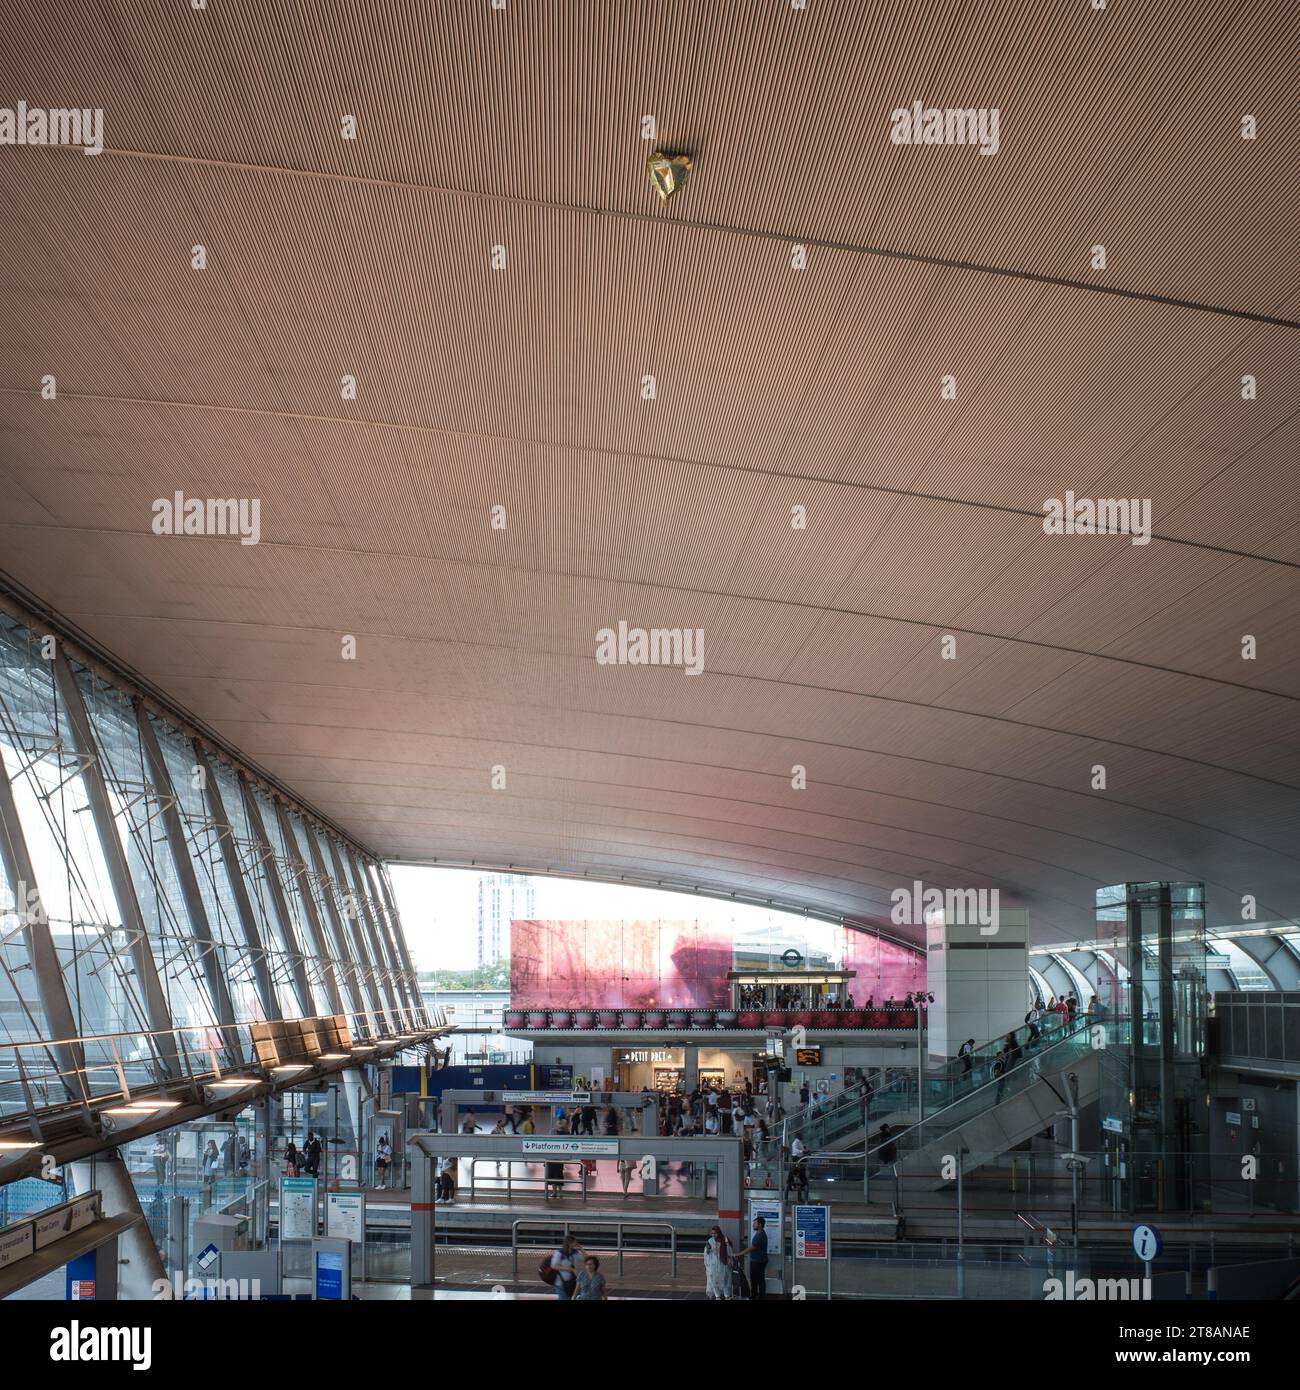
<box><xmin>135</xmin><ymin>702</ymin><xmax>238</xmax><ymax>1047</ymax></box>
<box><xmin>360</xmin><ymin>857</ymin><xmax>414</xmax><ymax>1023</ymax></box>
<box><xmin>303</xmin><ymin>826</ymin><xmax>369</xmax><ymax>1023</ymax></box>
<box><xmin>0</xmin><ymin>753</ymin><xmax>88</xmax><ymax>1102</ymax></box>
<box><xmin>238</xmin><ymin>773</ymin><xmax>316</xmax><ymax>1020</ymax></box>
<box><xmin>327</xmin><ymin>839</ymin><xmax>390</xmax><ymax>1035</ymax></box>
<box><xmin>350</xmin><ymin>852</ymin><xmax>407</xmax><ymax>1021</ymax></box>
<box><xmin>346</xmin><ymin>847</ymin><xmax>404</xmax><ymax>1026</ymax></box>
<box><xmin>52</xmin><ymin>653</ymin><xmax>182</xmax><ymax>1079</ymax></box>
<box><xmin>273</xmin><ymin>802</ymin><xmax>345</xmax><ymax>1017</ymax></box>
<box><xmin>371</xmin><ymin>860</ymin><xmax>423</xmax><ymax>1024</ymax></box>
<box><xmin>192</xmin><ymin>743</ymin><xmax>282</xmax><ymax>1024</ymax></box>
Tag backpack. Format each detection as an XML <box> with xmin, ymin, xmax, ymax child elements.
<box><xmin>538</xmin><ymin>1253</ymin><xmax>558</xmax><ymax>1285</ymax></box>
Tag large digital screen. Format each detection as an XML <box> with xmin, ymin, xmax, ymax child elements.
<box><xmin>510</xmin><ymin>919</ymin><xmax>732</xmax><ymax>1008</ymax></box>
<box><xmin>509</xmin><ymin>919</ymin><xmax>925</xmax><ymax>1008</ymax></box>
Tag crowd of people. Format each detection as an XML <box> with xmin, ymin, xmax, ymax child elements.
<box><xmin>732</xmin><ymin>987</ymin><xmax>936</xmax><ymax>1011</ymax></box>
<box><xmin>958</xmin><ymin>992</ymin><xmax>1091</xmax><ymax>1099</ymax></box>
<box><xmin>540</xmin><ymin>1217</ymin><xmax>773</xmax><ymax>1302</ymax></box>
<box><xmin>653</xmin><ymin>1082</ymin><xmax>773</xmax><ymax>1165</ymax></box>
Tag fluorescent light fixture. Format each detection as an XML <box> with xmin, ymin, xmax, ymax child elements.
<box><xmin>269</xmin><ymin>1064</ymin><xmax>309</xmax><ymax>1073</ymax></box>
<box><xmin>105</xmin><ymin>1106</ymin><xmax>146</xmax><ymax>1116</ymax></box>
<box><xmin>318</xmin><ymin>1052</ymin><xmax>349</xmax><ymax>1060</ymax></box>
<box><xmin>350</xmin><ymin>1046</ymin><xmax>376</xmax><ymax>1054</ymax></box>
<box><xmin>0</xmin><ymin>1140</ymin><xmax>41</xmax><ymax>1151</ymax></box>
<box><xmin>209</xmin><ymin>1077</ymin><xmax>259</xmax><ymax>1087</ymax></box>
<box><xmin>125</xmin><ymin>1100</ymin><xmax>181</xmax><ymax>1109</ymax></box>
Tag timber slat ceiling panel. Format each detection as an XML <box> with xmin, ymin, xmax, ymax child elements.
<box><xmin>1</xmin><ymin>0</ymin><xmax>1298</xmax><ymax>943</ymax></box>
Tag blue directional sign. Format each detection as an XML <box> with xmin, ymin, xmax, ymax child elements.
<box><xmin>794</xmin><ymin>1204</ymin><xmax>829</xmax><ymax>1259</ymax></box>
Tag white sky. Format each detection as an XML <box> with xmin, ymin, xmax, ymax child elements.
<box><xmin>387</xmin><ymin>864</ymin><xmax>826</xmax><ymax>973</ymax></box>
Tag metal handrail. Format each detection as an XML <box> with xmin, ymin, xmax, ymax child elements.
<box><xmin>857</xmin><ymin>1018</ymin><xmax>1099</xmax><ymax>1161</ymax></box>
<box><xmin>511</xmin><ymin>1217</ymin><xmax>678</xmax><ymax>1280</ymax></box>
<box><xmin>0</xmin><ymin>1006</ymin><xmax>441</xmax><ymax>1056</ymax></box>
<box><xmin>0</xmin><ymin>1011</ymin><xmax>451</xmax><ymax>1133</ymax></box>
<box><xmin>468</xmin><ymin>1157</ymin><xmax>589</xmax><ymax>1203</ymax></box>
<box><xmin>789</xmin><ymin>1017</ymin><xmax>1095</xmax><ymax>1153</ymax></box>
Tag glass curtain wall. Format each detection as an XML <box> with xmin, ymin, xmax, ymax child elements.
<box><xmin>0</xmin><ymin>609</ymin><xmax>428</xmax><ymax>1116</ymax></box>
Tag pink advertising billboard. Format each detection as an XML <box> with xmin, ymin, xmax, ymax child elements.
<box><xmin>510</xmin><ymin>919</ymin><xmax>925</xmax><ymax>1008</ymax></box>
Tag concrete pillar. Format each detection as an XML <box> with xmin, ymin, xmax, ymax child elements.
<box><xmin>410</xmin><ymin>1140</ymin><xmax>434</xmax><ymax>1286</ymax></box>
<box><xmin>682</xmin><ymin>1046</ymin><xmax>699</xmax><ymax>1092</ymax></box>
<box><xmin>69</xmin><ymin>1152</ymin><xmax>167</xmax><ymax>1300</ymax></box>
<box><xmin>338</xmin><ymin>1068</ymin><xmax>366</xmax><ymax>1150</ymax></box>
<box><xmin>926</xmin><ymin>909</ymin><xmax>1029</xmax><ymax>1062</ymax></box>
<box><xmin>716</xmin><ymin>1140</ymin><xmax>744</xmax><ymax>1251</ymax></box>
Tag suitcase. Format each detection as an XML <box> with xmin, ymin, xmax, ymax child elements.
<box><xmin>730</xmin><ymin>1257</ymin><xmax>750</xmax><ymax>1298</ymax></box>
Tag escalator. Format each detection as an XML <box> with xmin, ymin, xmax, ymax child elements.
<box><xmin>787</xmin><ymin>1017</ymin><xmax>1094</xmax><ymax>1156</ymax></box>
<box><xmin>862</xmin><ymin>1019</ymin><xmax>1113</xmax><ymax>1188</ymax></box>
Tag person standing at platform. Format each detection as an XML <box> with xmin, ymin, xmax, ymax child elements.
<box><xmin>151</xmin><ymin>1136</ymin><xmax>168</xmax><ymax>1189</ymax></box>
<box><xmin>704</xmin><ymin>1224</ymin><xmax>732</xmax><ymax>1300</ymax></box>
<box><xmin>550</xmin><ymin>1233</ymin><xmax>584</xmax><ymax>1298</ymax></box>
<box><xmin>576</xmin><ymin>1254</ymin><xmax>607</xmax><ymax>1300</ymax></box>
<box><xmin>375</xmin><ymin>1133</ymin><xmax>392</xmax><ymax>1189</ymax></box>
<box><xmin>491</xmin><ymin>1116</ymin><xmax>508</xmax><ymax>1176</ymax></box>
<box><xmin>740</xmin><ymin>1216</ymin><xmax>768</xmax><ymax>1300</ymax></box>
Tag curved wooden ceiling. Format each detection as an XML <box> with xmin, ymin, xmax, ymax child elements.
<box><xmin>1</xmin><ymin>0</ymin><xmax>1298</xmax><ymax>943</ymax></box>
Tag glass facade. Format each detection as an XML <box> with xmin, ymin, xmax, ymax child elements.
<box><xmin>1095</xmin><ymin>881</ymin><xmax>1208</xmax><ymax>1212</ymax></box>
<box><xmin>0</xmin><ymin>610</ymin><xmax>427</xmax><ymax>1116</ymax></box>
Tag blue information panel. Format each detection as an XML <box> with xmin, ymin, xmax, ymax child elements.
<box><xmin>315</xmin><ymin>1249</ymin><xmax>345</xmax><ymax>1301</ymax></box>
<box><xmin>65</xmin><ymin>1250</ymin><xmax>98</xmax><ymax>1301</ymax></box>
<box><xmin>794</xmin><ymin>1204</ymin><xmax>828</xmax><ymax>1260</ymax></box>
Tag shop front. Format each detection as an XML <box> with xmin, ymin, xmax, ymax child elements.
<box><xmin>611</xmin><ymin>1046</ymin><xmax>765</xmax><ymax>1094</ymax></box>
